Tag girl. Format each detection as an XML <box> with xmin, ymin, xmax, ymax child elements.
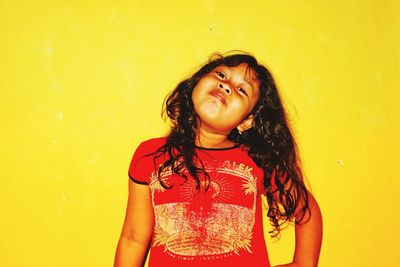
<box><xmin>114</xmin><ymin>53</ymin><xmax>322</xmax><ymax>267</ymax></box>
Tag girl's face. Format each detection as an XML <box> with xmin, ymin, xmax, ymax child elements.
<box><xmin>192</xmin><ymin>63</ymin><xmax>260</xmax><ymax>135</ymax></box>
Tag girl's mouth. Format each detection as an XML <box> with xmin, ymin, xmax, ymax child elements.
<box><xmin>210</xmin><ymin>90</ymin><xmax>226</xmax><ymax>105</ymax></box>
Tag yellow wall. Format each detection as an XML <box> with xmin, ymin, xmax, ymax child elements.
<box><xmin>1</xmin><ymin>1</ymin><xmax>399</xmax><ymax>266</ymax></box>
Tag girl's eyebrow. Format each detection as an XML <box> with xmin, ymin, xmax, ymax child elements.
<box><xmin>214</xmin><ymin>65</ymin><xmax>228</xmax><ymax>72</ymax></box>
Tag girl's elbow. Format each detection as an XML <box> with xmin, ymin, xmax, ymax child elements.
<box><xmin>120</xmin><ymin>231</ymin><xmax>152</xmax><ymax>247</ymax></box>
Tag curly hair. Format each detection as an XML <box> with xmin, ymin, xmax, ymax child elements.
<box><xmin>153</xmin><ymin>52</ymin><xmax>310</xmax><ymax>237</ymax></box>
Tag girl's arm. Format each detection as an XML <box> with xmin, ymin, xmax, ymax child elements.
<box><xmin>114</xmin><ymin>180</ymin><xmax>154</xmax><ymax>267</ymax></box>
<box><xmin>274</xmin><ymin>192</ymin><xmax>323</xmax><ymax>267</ymax></box>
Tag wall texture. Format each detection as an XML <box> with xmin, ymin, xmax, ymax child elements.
<box><xmin>1</xmin><ymin>1</ymin><xmax>399</xmax><ymax>266</ymax></box>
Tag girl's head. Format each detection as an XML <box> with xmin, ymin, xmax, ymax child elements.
<box><xmin>191</xmin><ymin>61</ymin><xmax>260</xmax><ymax>136</ymax></box>
<box><xmin>165</xmin><ymin>53</ymin><xmax>281</xmax><ymax>142</ymax></box>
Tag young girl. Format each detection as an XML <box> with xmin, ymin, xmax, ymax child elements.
<box><xmin>114</xmin><ymin>53</ymin><xmax>322</xmax><ymax>267</ymax></box>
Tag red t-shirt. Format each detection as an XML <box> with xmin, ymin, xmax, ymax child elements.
<box><xmin>129</xmin><ymin>137</ymin><xmax>271</xmax><ymax>267</ymax></box>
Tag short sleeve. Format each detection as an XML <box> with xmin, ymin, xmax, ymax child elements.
<box><xmin>128</xmin><ymin>142</ymin><xmax>153</xmax><ymax>185</ymax></box>
<box><xmin>128</xmin><ymin>137</ymin><xmax>166</xmax><ymax>185</ymax></box>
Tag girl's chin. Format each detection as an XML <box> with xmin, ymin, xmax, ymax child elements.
<box><xmin>203</xmin><ymin>101</ymin><xmax>220</xmax><ymax>113</ymax></box>
<box><xmin>197</xmin><ymin>102</ymin><xmax>221</xmax><ymax>119</ymax></box>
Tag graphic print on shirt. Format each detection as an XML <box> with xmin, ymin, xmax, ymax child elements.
<box><xmin>148</xmin><ymin>159</ymin><xmax>258</xmax><ymax>259</ymax></box>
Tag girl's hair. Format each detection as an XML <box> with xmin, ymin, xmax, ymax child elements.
<box><xmin>153</xmin><ymin>52</ymin><xmax>310</xmax><ymax>237</ymax></box>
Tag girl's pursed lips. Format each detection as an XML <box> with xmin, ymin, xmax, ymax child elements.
<box><xmin>210</xmin><ymin>90</ymin><xmax>226</xmax><ymax>105</ymax></box>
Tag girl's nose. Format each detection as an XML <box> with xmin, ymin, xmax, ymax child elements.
<box><xmin>218</xmin><ymin>82</ymin><xmax>231</xmax><ymax>95</ymax></box>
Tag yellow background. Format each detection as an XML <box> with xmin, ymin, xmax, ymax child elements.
<box><xmin>1</xmin><ymin>1</ymin><xmax>399</xmax><ymax>266</ymax></box>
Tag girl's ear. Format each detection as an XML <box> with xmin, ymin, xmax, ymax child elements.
<box><xmin>237</xmin><ymin>115</ymin><xmax>254</xmax><ymax>133</ymax></box>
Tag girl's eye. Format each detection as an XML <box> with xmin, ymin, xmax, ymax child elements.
<box><xmin>216</xmin><ymin>71</ymin><xmax>225</xmax><ymax>79</ymax></box>
<box><xmin>238</xmin><ymin>87</ymin><xmax>248</xmax><ymax>96</ymax></box>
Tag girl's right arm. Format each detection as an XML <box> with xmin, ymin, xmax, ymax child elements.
<box><xmin>114</xmin><ymin>180</ymin><xmax>154</xmax><ymax>267</ymax></box>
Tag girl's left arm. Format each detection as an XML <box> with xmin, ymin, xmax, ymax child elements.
<box><xmin>275</xmin><ymin>192</ymin><xmax>323</xmax><ymax>267</ymax></box>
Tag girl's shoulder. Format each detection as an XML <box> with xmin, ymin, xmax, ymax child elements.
<box><xmin>140</xmin><ymin>136</ymin><xmax>167</xmax><ymax>146</ymax></box>
<box><xmin>135</xmin><ymin>136</ymin><xmax>167</xmax><ymax>154</ymax></box>
<box><xmin>129</xmin><ymin>136</ymin><xmax>167</xmax><ymax>169</ymax></box>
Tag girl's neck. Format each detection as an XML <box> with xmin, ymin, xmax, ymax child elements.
<box><xmin>195</xmin><ymin>127</ymin><xmax>236</xmax><ymax>149</ymax></box>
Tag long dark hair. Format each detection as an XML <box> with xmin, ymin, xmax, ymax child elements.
<box><xmin>153</xmin><ymin>52</ymin><xmax>310</xmax><ymax>237</ymax></box>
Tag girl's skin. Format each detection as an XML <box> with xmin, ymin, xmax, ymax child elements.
<box><xmin>114</xmin><ymin>63</ymin><xmax>323</xmax><ymax>267</ymax></box>
<box><xmin>192</xmin><ymin>63</ymin><xmax>260</xmax><ymax>148</ymax></box>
